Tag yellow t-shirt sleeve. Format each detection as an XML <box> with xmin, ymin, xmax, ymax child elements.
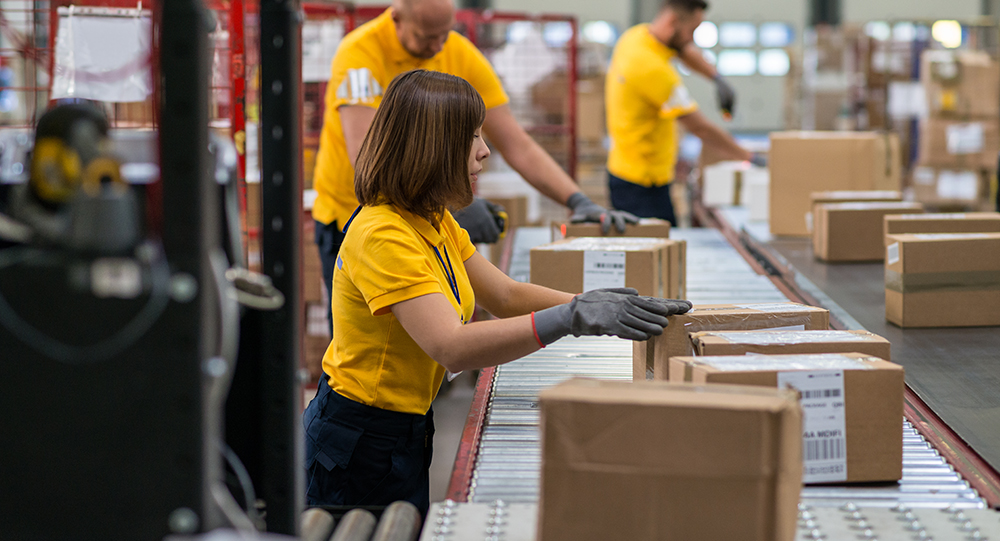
<box><xmin>637</xmin><ymin>63</ymin><xmax>699</xmax><ymax>119</ymax></box>
<box><xmin>451</xmin><ymin>34</ymin><xmax>509</xmax><ymax>109</ymax></box>
<box><xmin>349</xmin><ymin>226</ymin><xmax>445</xmax><ymax>316</ymax></box>
<box><xmin>328</xmin><ymin>41</ymin><xmax>387</xmax><ymax>110</ymax></box>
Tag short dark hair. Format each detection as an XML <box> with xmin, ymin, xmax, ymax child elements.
<box><xmin>665</xmin><ymin>0</ymin><xmax>708</xmax><ymax>13</ymax></box>
<box><xmin>354</xmin><ymin>70</ymin><xmax>485</xmax><ymax>223</ymax></box>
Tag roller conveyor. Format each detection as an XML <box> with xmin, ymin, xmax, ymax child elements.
<box><xmin>446</xmin><ymin>227</ymin><xmax>990</xmax><ymax>525</ymax></box>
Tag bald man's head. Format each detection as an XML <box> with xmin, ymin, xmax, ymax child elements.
<box><xmin>391</xmin><ymin>0</ymin><xmax>456</xmax><ymax>59</ymax></box>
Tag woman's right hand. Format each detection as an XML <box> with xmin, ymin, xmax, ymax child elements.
<box><xmin>533</xmin><ymin>288</ymin><xmax>692</xmax><ymax>344</ymax></box>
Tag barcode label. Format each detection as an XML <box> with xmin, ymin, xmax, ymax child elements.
<box><xmin>583</xmin><ymin>251</ymin><xmax>626</xmax><ymax>292</ymax></box>
<box><xmin>802</xmin><ymin>388</ymin><xmax>841</xmax><ymax>399</ymax></box>
<box><xmin>777</xmin><ymin>370</ymin><xmax>848</xmax><ymax>483</ymax></box>
<box><xmin>805</xmin><ymin>438</ymin><xmax>845</xmax><ymax>461</ymax></box>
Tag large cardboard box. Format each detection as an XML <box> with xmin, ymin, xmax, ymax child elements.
<box><xmin>554</xmin><ymin>229</ymin><xmax>685</xmax><ymax>299</ymax></box>
<box><xmin>560</xmin><ymin>218</ymin><xmax>670</xmax><ymax>239</ymax></box>
<box><xmin>813</xmin><ymin>201</ymin><xmax>924</xmax><ymax>262</ymax></box>
<box><xmin>538</xmin><ymin>378</ymin><xmax>802</xmax><ymax>541</ymax></box>
<box><xmin>808</xmin><ymin>190</ymin><xmax>903</xmax><ymax>233</ymax></box>
<box><xmin>910</xmin><ymin>167</ymin><xmax>993</xmax><ymax>209</ymax></box>
<box><xmin>917</xmin><ymin>117</ymin><xmax>1000</xmax><ymax>171</ymax></box>
<box><xmin>885</xmin><ymin>233</ymin><xmax>1000</xmax><ymax>327</ymax></box>
<box><xmin>922</xmin><ymin>50</ymin><xmax>1000</xmax><ymax>118</ymax></box>
<box><xmin>770</xmin><ymin>132</ymin><xmax>902</xmax><ymax>237</ymax></box>
<box><xmin>884</xmin><ymin>212</ymin><xmax>1000</xmax><ymax>245</ymax></box>
<box><xmin>691</xmin><ymin>329</ymin><xmax>890</xmax><ymax>361</ymax></box>
<box><xmin>633</xmin><ymin>303</ymin><xmax>830</xmax><ymax>380</ymax></box>
<box><xmin>530</xmin><ymin>238</ymin><xmax>673</xmax><ymax>298</ymax></box>
<box><xmin>667</xmin><ymin>353</ymin><xmax>904</xmax><ymax>484</ymax></box>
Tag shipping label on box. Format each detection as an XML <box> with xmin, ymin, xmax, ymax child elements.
<box><xmin>813</xmin><ymin>201</ymin><xmax>924</xmax><ymax>262</ymax></box>
<box><xmin>633</xmin><ymin>303</ymin><xmax>830</xmax><ymax>380</ymax></box>
<box><xmin>690</xmin><ymin>329</ymin><xmax>891</xmax><ymax>361</ymax></box>
<box><xmin>770</xmin><ymin>132</ymin><xmax>901</xmax><ymax>237</ymax></box>
<box><xmin>884</xmin><ymin>211</ymin><xmax>1000</xmax><ymax>245</ymax></box>
<box><xmin>885</xmin><ymin>233</ymin><xmax>1000</xmax><ymax>327</ymax></box>
<box><xmin>675</xmin><ymin>353</ymin><xmax>904</xmax><ymax>483</ymax></box>
<box><xmin>538</xmin><ymin>378</ymin><xmax>802</xmax><ymax>541</ymax></box>
<box><xmin>918</xmin><ymin>118</ymin><xmax>1000</xmax><ymax>170</ymax></box>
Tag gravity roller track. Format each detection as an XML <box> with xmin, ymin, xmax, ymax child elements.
<box><xmin>463</xmin><ymin>228</ymin><xmax>985</xmax><ymax>509</ymax></box>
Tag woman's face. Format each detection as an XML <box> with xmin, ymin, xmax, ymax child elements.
<box><xmin>468</xmin><ymin>126</ymin><xmax>490</xmax><ymax>184</ymax></box>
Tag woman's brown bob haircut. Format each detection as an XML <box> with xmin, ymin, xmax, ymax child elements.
<box><xmin>355</xmin><ymin>70</ymin><xmax>486</xmax><ymax>223</ymax></box>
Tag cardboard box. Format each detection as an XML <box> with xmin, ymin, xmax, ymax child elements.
<box><xmin>691</xmin><ymin>329</ymin><xmax>890</xmax><ymax>360</ymax></box>
<box><xmin>910</xmin><ymin>167</ymin><xmax>993</xmax><ymax>208</ymax></box>
<box><xmin>770</xmin><ymin>132</ymin><xmax>902</xmax><ymax>237</ymax></box>
<box><xmin>808</xmin><ymin>190</ymin><xmax>903</xmax><ymax>233</ymax></box>
<box><xmin>633</xmin><ymin>303</ymin><xmax>830</xmax><ymax>380</ymax></box>
<box><xmin>702</xmin><ymin>161</ymin><xmax>749</xmax><ymax>206</ymax></box>
<box><xmin>885</xmin><ymin>233</ymin><xmax>1000</xmax><ymax>327</ymax></box>
<box><xmin>531</xmin><ymin>237</ymin><xmax>683</xmax><ymax>298</ymax></box>
<box><xmin>922</xmin><ymin>50</ymin><xmax>1000</xmax><ymax>118</ymax></box>
<box><xmin>813</xmin><ymin>201</ymin><xmax>924</xmax><ymax>262</ymax></box>
<box><xmin>484</xmin><ymin>195</ymin><xmax>529</xmax><ymax>231</ymax></box>
<box><xmin>538</xmin><ymin>378</ymin><xmax>802</xmax><ymax>541</ymax></box>
<box><xmin>560</xmin><ymin>218</ymin><xmax>670</xmax><ymax>239</ymax></box>
<box><xmin>884</xmin><ymin>212</ymin><xmax>1000</xmax><ymax>245</ymax></box>
<box><xmin>917</xmin><ymin>118</ymin><xmax>1000</xmax><ymax>171</ymax></box>
<box><xmin>668</xmin><ymin>353</ymin><xmax>904</xmax><ymax>484</ymax></box>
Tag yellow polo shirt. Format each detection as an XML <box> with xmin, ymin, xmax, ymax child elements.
<box><xmin>606</xmin><ymin>24</ymin><xmax>699</xmax><ymax>187</ymax></box>
<box><xmin>324</xmin><ymin>204</ymin><xmax>477</xmax><ymax>415</ymax></box>
<box><xmin>311</xmin><ymin>9</ymin><xmax>509</xmax><ymax>228</ymax></box>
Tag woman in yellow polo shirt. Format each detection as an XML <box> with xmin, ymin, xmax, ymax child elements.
<box><xmin>303</xmin><ymin>70</ymin><xmax>692</xmax><ymax>515</ymax></box>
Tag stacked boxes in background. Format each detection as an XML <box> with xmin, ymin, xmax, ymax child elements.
<box><xmin>538</xmin><ymin>379</ymin><xmax>802</xmax><ymax>541</ymax></box>
<box><xmin>632</xmin><ymin>303</ymin><xmax>830</xmax><ymax>380</ymax></box>
<box><xmin>885</xmin><ymin>233</ymin><xmax>1000</xmax><ymax>328</ymax></box>
<box><xmin>769</xmin><ymin>132</ymin><xmax>901</xmax><ymax>237</ymax></box>
<box><xmin>661</xmin><ymin>354</ymin><xmax>904</xmax><ymax>484</ymax></box>
<box><xmin>812</xmin><ymin>201</ymin><xmax>924</xmax><ymax>262</ymax></box>
<box><xmin>530</xmin><ymin>237</ymin><xmax>686</xmax><ymax>300</ymax></box>
<box><xmin>916</xmin><ymin>51</ymin><xmax>1000</xmax><ymax>210</ymax></box>
<box><xmin>884</xmin><ymin>212</ymin><xmax>1000</xmax><ymax>244</ymax></box>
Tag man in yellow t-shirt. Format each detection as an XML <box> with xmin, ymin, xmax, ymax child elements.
<box><xmin>311</xmin><ymin>0</ymin><xmax>637</xmax><ymax>317</ymax></box>
<box><xmin>606</xmin><ymin>0</ymin><xmax>763</xmax><ymax>225</ymax></box>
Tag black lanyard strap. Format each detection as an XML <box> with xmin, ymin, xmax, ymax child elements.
<box><xmin>432</xmin><ymin>244</ymin><xmax>461</xmax><ymax>307</ymax></box>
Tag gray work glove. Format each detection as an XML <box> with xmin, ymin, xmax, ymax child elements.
<box><xmin>566</xmin><ymin>192</ymin><xmax>639</xmax><ymax>234</ymax></box>
<box><xmin>454</xmin><ymin>197</ymin><xmax>504</xmax><ymax>244</ymax></box>
<box><xmin>714</xmin><ymin>74</ymin><xmax>736</xmax><ymax>118</ymax></box>
<box><xmin>533</xmin><ymin>288</ymin><xmax>691</xmax><ymax>345</ymax></box>
<box><xmin>749</xmin><ymin>152</ymin><xmax>767</xmax><ymax>168</ymax></box>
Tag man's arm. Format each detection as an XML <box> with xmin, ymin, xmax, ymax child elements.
<box><xmin>678</xmin><ymin>110</ymin><xmax>751</xmax><ymax>161</ymax></box>
<box><xmin>677</xmin><ymin>43</ymin><xmax>718</xmax><ymax>80</ymax></box>
<box><xmin>677</xmin><ymin>43</ymin><xmax>735</xmax><ymax>118</ymax></box>
<box><xmin>340</xmin><ymin>105</ymin><xmax>377</xmax><ymax>168</ymax></box>
<box><xmin>482</xmin><ymin>104</ymin><xmax>578</xmax><ymax>205</ymax></box>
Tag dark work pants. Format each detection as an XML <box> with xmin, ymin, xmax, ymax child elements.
<box><xmin>607</xmin><ymin>170</ymin><xmax>677</xmax><ymax>226</ymax></box>
<box><xmin>303</xmin><ymin>378</ymin><xmax>435</xmax><ymax>516</ymax></box>
<box><xmin>314</xmin><ymin>219</ymin><xmax>346</xmax><ymax>337</ymax></box>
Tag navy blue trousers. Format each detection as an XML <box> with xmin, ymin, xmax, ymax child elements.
<box><xmin>607</xmin><ymin>171</ymin><xmax>677</xmax><ymax>227</ymax></box>
<box><xmin>303</xmin><ymin>379</ymin><xmax>434</xmax><ymax>516</ymax></box>
<box><xmin>314</xmin><ymin>219</ymin><xmax>346</xmax><ymax>337</ymax></box>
